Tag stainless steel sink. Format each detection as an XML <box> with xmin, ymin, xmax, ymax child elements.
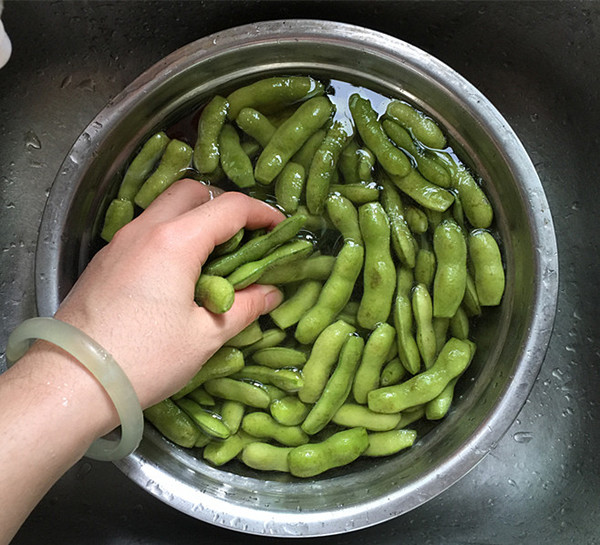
<box><xmin>1</xmin><ymin>1</ymin><xmax>598</xmax><ymax>543</ymax></box>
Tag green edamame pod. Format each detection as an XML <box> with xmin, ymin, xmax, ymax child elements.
<box><xmin>275</xmin><ymin>161</ymin><xmax>305</xmax><ymax>214</ymax></box>
<box><xmin>186</xmin><ymin>387</ymin><xmax>216</xmax><ymax>406</ymax></box>
<box><xmin>379</xmin><ymin>175</ymin><xmax>417</xmax><ymax>268</ymax></box>
<box><xmin>363</xmin><ymin>429</ymin><xmax>417</xmax><ymax>457</ymax></box>
<box><xmin>288</xmin><ymin>427</ymin><xmax>369</xmax><ymax>478</ymax></box>
<box><xmin>175</xmin><ymin>398</ymin><xmax>231</xmax><ymax>439</ymax></box>
<box><xmin>227</xmin><ymin>239</ymin><xmax>314</xmax><ymax>290</ymax></box>
<box><xmin>393</xmin><ymin>267</ymin><xmax>422</xmax><ymax>375</ymax></box>
<box><xmin>298</xmin><ymin>319</ymin><xmax>356</xmax><ymax>403</ymax></box>
<box><xmin>451</xmin><ymin>166</ymin><xmax>493</xmax><ymax>229</ymax></box>
<box><xmin>134</xmin><ymin>139</ymin><xmax>193</xmax><ymax>209</ymax></box>
<box><xmin>325</xmin><ymin>192</ymin><xmax>362</xmax><ymax>245</ymax></box>
<box><xmin>357</xmin><ymin>202</ymin><xmax>396</xmax><ymax>329</ymax></box>
<box><xmin>336</xmin><ymin>301</ymin><xmax>360</xmax><ymax>327</ymax></box>
<box><xmin>243</xmin><ymin>328</ymin><xmax>287</xmax><ymax>356</ymax></box>
<box><xmin>226</xmin><ymin>320</ymin><xmax>263</xmax><ymax>347</ymax></box>
<box><xmin>386</xmin><ymin>100</ymin><xmax>446</xmax><ymax>150</ymax></box>
<box><xmin>212</xmin><ymin>228</ymin><xmax>244</xmax><ymax>257</ymax></box>
<box><xmin>357</xmin><ymin>147</ymin><xmax>376</xmax><ymax>184</ymax></box>
<box><xmin>258</xmin><ymin>254</ymin><xmax>335</xmax><ymax>285</ymax></box>
<box><xmin>218</xmin><ymin>123</ymin><xmax>255</xmax><ymax>188</ymax></box>
<box><xmin>270</xmin><ymin>396</ymin><xmax>311</xmax><ymax>426</ymax></box>
<box><xmin>468</xmin><ymin>229</ymin><xmax>505</xmax><ymax>306</ymax></box>
<box><xmin>251</xmin><ymin>347</ymin><xmax>307</xmax><ymax>369</ymax></box>
<box><xmin>204</xmin><ymin>377</ymin><xmax>271</xmax><ymax>409</ymax></box>
<box><xmin>100</xmin><ymin>198</ymin><xmax>134</xmax><ymax>242</ymax></box>
<box><xmin>235</xmin><ymin>107</ymin><xmax>276</xmax><ymax>147</ymax></box>
<box><xmin>332</xmin><ymin>402</ymin><xmax>401</xmax><ymax>431</ymax></box>
<box><xmin>380</xmin><ymin>357</ymin><xmax>407</xmax><ymax>387</ymax></box>
<box><xmin>412</xmin><ymin>283</ymin><xmax>437</xmax><ymax>369</ymax></box>
<box><xmin>352</xmin><ymin>323</ymin><xmax>396</xmax><ymax>404</ymax></box>
<box><xmin>194</xmin><ymin>274</ymin><xmax>235</xmax><ymax>314</ymax></box>
<box><xmin>234</xmin><ymin>365</ymin><xmax>303</xmax><ymax>392</ymax></box>
<box><xmin>172</xmin><ymin>346</ymin><xmax>244</xmax><ymax>399</ymax></box>
<box><xmin>396</xmin><ymin>405</ymin><xmax>426</xmax><ymax>429</ymax></box>
<box><xmin>241</xmin><ymin>442</ymin><xmax>292</xmax><ymax>473</ymax></box>
<box><xmin>432</xmin><ymin>219</ymin><xmax>467</xmax><ymax>318</ymax></box>
<box><xmin>144</xmin><ymin>398</ymin><xmax>200</xmax><ymax>448</ymax></box>
<box><xmin>338</xmin><ymin>138</ymin><xmax>361</xmax><ymax>184</ymax></box>
<box><xmin>302</xmin><ymin>334</ymin><xmax>364</xmax><ymax>435</ymax></box>
<box><xmin>269</xmin><ymin>280</ymin><xmax>322</xmax><ymax>329</ymax></box>
<box><xmin>414</xmin><ymin>248</ymin><xmax>436</xmax><ymax>288</ymax></box>
<box><xmin>227</xmin><ymin>76</ymin><xmax>325</xmax><ymax>120</ymax></box>
<box><xmin>425</xmin><ymin>377</ymin><xmax>459</xmax><ymax>421</ymax></box>
<box><xmin>118</xmin><ymin>132</ymin><xmax>170</xmax><ymax>200</ymax></box>
<box><xmin>204</xmin><ymin>213</ymin><xmax>307</xmax><ymax>276</ymax></box>
<box><xmin>193</xmin><ymin>95</ymin><xmax>229</xmax><ymax>174</ymax></box>
<box><xmin>262</xmin><ymin>383</ymin><xmax>287</xmax><ymax>402</ymax></box>
<box><xmin>306</xmin><ymin>120</ymin><xmax>351</xmax><ymax>215</ymax></box>
<box><xmin>328</xmin><ymin>182</ymin><xmax>380</xmax><ymax>204</ymax></box>
<box><xmin>203</xmin><ymin>433</ymin><xmax>244</xmax><ymax>466</ymax></box>
<box><xmin>382</xmin><ymin>119</ymin><xmax>451</xmax><ymax>187</ymax></box>
<box><xmin>241</xmin><ymin>412</ymin><xmax>309</xmax><ymax>447</ymax></box>
<box><xmin>349</xmin><ymin>94</ymin><xmax>411</xmax><ymax>178</ymax></box>
<box><xmin>295</xmin><ymin>241</ymin><xmax>364</xmax><ymax>344</ymax></box>
<box><xmin>389</xmin><ymin>169</ymin><xmax>454</xmax><ymax>213</ymax></box>
<box><xmin>433</xmin><ymin>317</ymin><xmax>450</xmax><ymax>355</ymax></box>
<box><xmin>219</xmin><ymin>400</ymin><xmax>245</xmax><ymax>434</ymax></box>
<box><xmin>368</xmin><ymin>337</ymin><xmax>472</xmax><ymax>413</ymax></box>
<box><xmin>450</xmin><ymin>306</ymin><xmax>470</xmax><ymax>340</ymax></box>
<box><xmin>291</xmin><ymin>129</ymin><xmax>326</xmax><ymax>173</ymax></box>
<box><xmin>254</xmin><ymin>96</ymin><xmax>334</xmax><ymax>184</ymax></box>
<box><xmin>405</xmin><ymin>205</ymin><xmax>429</xmax><ymax>234</ymax></box>
<box><xmin>462</xmin><ymin>272</ymin><xmax>482</xmax><ymax>317</ymax></box>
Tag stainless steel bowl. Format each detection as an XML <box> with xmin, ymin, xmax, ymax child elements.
<box><xmin>35</xmin><ymin>20</ymin><xmax>558</xmax><ymax>537</ymax></box>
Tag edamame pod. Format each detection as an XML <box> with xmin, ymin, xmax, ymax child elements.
<box><xmin>258</xmin><ymin>255</ymin><xmax>335</xmax><ymax>285</ymax></box>
<box><xmin>203</xmin><ymin>433</ymin><xmax>244</xmax><ymax>466</ymax></box>
<box><xmin>298</xmin><ymin>320</ymin><xmax>356</xmax><ymax>403</ymax></box>
<box><xmin>241</xmin><ymin>442</ymin><xmax>292</xmax><ymax>473</ymax></box>
<box><xmin>144</xmin><ymin>399</ymin><xmax>200</xmax><ymax>448</ymax></box>
<box><xmin>450</xmin><ymin>306</ymin><xmax>470</xmax><ymax>340</ymax></box>
<box><xmin>357</xmin><ymin>202</ymin><xmax>396</xmax><ymax>329</ymax></box>
<box><xmin>352</xmin><ymin>323</ymin><xmax>396</xmax><ymax>404</ymax></box>
<box><xmin>338</xmin><ymin>138</ymin><xmax>361</xmax><ymax>184</ymax></box>
<box><xmin>187</xmin><ymin>387</ymin><xmax>216</xmax><ymax>406</ymax></box>
<box><xmin>218</xmin><ymin>123</ymin><xmax>255</xmax><ymax>188</ymax></box>
<box><xmin>227</xmin><ymin>76</ymin><xmax>325</xmax><ymax>120</ymax></box>
<box><xmin>380</xmin><ymin>357</ymin><xmax>407</xmax><ymax>387</ymax></box>
<box><xmin>241</xmin><ymin>412</ymin><xmax>309</xmax><ymax>447</ymax></box>
<box><xmin>291</xmin><ymin>129</ymin><xmax>326</xmax><ymax>172</ymax></box>
<box><xmin>243</xmin><ymin>328</ymin><xmax>287</xmax><ymax>356</ymax></box>
<box><xmin>295</xmin><ymin>241</ymin><xmax>364</xmax><ymax>344</ymax></box>
<box><xmin>389</xmin><ymin>169</ymin><xmax>454</xmax><ymax>213</ymax></box>
<box><xmin>226</xmin><ymin>320</ymin><xmax>263</xmax><ymax>347</ymax></box>
<box><xmin>175</xmin><ymin>398</ymin><xmax>231</xmax><ymax>439</ymax></box>
<box><xmin>227</xmin><ymin>238</ymin><xmax>314</xmax><ymax>290</ymax></box>
<box><xmin>212</xmin><ymin>228</ymin><xmax>244</xmax><ymax>257</ymax></box>
<box><xmin>462</xmin><ymin>272</ymin><xmax>482</xmax><ymax>317</ymax></box>
<box><xmin>254</xmin><ymin>96</ymin><xmax>334</xmax><ymax>184</ymax></box>
<box><xmin>172</xmin><ymin>346</ymin><xmax>244</xmax><ymax>399</ymax></box>
<box><xmin>204</xmin><ymin>213</ymin><xmax>307</xmax><ymax>276</ymax></box>
<box><xmin>332</xmin><ymin>402</ymin><xmax>401</xmax><ymax>431</ymax></box>
<box><xmin>235</xmin><ymin>107</ymin><xmax>276</xmax><ymax>147</ymax></box>
<box><xmin>270</xmin><ymin>396</ymin><xmax>311</xmax><ymax>426</ymax></box>
<box><xmin>100</xmin><ymin>198</ymin><xmax>134</xmax><ymax>242</ymax></box>
<box><xmin>306</xmin><ymin>120</ymin><xmax>351</xmax><ymax>215</ymax></box>
<box><xmin>393</xmin><ymin>267</ymin><xmax>421</xmax><ymax>375</ymax></box>
<box><xmin>363</xmin><ymin>429</ymin><xmax>417</xmax><ymax>457</ymax></box>
<box><xmin>328</xmin><ymin>182</ymin><xmax>380</xmax><ymax>204</ymax></box>
<box><xmin>451</xmin><ymin>166</ymin><xmax>493</xmax><ymax>229</ymax></box>
<box><xmin>302</xmin><ymin>334</ymin><xmax>364</xmax><ymax>435</ymax></box>
<box><xmin>288</xmin><ymin>427</ymin><xmax>369</xmax><ymax>478</ymax></box>
<box><xmin>275</xmin><ymin>161</ymin><xmax>305</xmax><ymax>214</ymax></box>
<box><xmin>251</xmin><ymin>347</ymin><xmax>307</xmax><ymax>369</ymax></box>
<box><xmin>193</xmin><ymin>95</ymin><xmax>229</xmax><ymax>173</ymax></box>
<box><xmin>269</xmin><ymin>280</ymin><xmax>322</xmax><ymax>329</ymax></box>
<box><xmin>234</xmin><ymin>365</ymin><xmax>304</xmax><ymax>392</ymax></box>
<box><xmin>432</xmin><ymin>219</ymin><xmax>467</xmax><ymax>318</ymax></box>
<box><xmin>325</xmin><ymin>192</ymin><xmax>362</xmax><ymax>245</ymax></box>
<box><xmin>219</xmin><ymin>400</ymin><xmax>245</xmax><ymax>434</ymax></box>
<box><xmin>368</xmin><ymin>337</ymin><xmax>472</xmax><ymax>413</ymax></box>
<box><xmin>405</xmin><ymin>205</ymin><xmax>429</xmax><ymax>234</ymax></box>
<box><xmin>194</xmin><ymin>274</ymin><xmax>235</xmax><ymax>314</ymax></box>
<box><xmin>414</xmin><ymin>248</ymin><xmax>436</xmax><ymax>288</ymax></box>
<box><xmin>386</xmin><ymin>100</ymin><xmax>446</xmax><ymax>150</ymax></box>
<box><xmin>412</xmin><ymin>283</ymin><xmax>437</xmax><ymax>369</ymax></box>
<box><xmin>204</xmin><ymin>377</ymin><xmax>271</xmax><ymax>409</ymax></box>
<box><xmin>468</xmin><ymin>229</ymin><xmax>505</xmax><ymax>306</ymax></box>
<box><xmin>134</xmin><ymin>139</ymin><xmax>193</xmax><ymax>209</ymax></box>
<box><xmin>118</xmin><ymin>131</ymin><xmax>170</xmax><ymax>201</ymax></box>
<box><xmin>425</xmin><ymin>377</ymin><xmax>459</xmax><ymax>420</ymax></box>
<box><xmin>349</xmin><ymin>94</ymin><xmax>411</xmax><ymax>177</ymax></box>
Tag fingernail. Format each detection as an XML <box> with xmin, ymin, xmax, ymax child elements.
<box><xmin>262</xmin><ymin>287</ymin><xmax>283</xmax><ymax>314</ymax></box>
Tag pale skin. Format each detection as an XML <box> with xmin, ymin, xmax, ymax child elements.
<box><xmin>0</xmin><ymin>179</ymin><xmax>285</xmax><ymax>544</ymax></box>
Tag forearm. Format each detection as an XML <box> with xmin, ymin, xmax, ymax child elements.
<box><xmin>0</xmin><ymin>341</ymin><xmax>117</xmax><ymax>544</ymax></box>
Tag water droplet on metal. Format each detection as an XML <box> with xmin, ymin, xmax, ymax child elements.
<box><xmin>24</xmin><ymin>130</ymin><xmax>41</xmax><ymax>150</ymax></box>
<box><xmin>513</xmin><ymin>431</ymin><xmax>533</xmax><ymax>443</ymax></box>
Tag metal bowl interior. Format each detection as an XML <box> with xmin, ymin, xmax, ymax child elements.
<box><xmin>35</xmin><ymin>20</ymin><xmax>558</xmax><ymax>537</ymax></box>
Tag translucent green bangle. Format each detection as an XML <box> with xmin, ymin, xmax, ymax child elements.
<box><xmin>5</xmin><ymin>317</ymin><xmax>144</xmax><ymax>461</ymax></box>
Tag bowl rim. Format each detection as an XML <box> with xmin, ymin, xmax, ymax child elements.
<box><xmin>35</xmin><ymin>19</ymin><xmax>559</xmax><ymax>537</ymax></box>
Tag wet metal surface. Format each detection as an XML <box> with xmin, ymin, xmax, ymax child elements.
<box><xmin>1</xmin><ymin>1</ymin><xmax>599</xmax><ymax>543</ymax></box>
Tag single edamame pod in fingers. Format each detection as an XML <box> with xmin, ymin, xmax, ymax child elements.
<box><xmin>432</xmin><ymin>219</ymin><xmax>467</xmax><ymax>318</ymax></box>
<box><xmin>295</xmin><ymin>241</ymin><xmax>364</xmax><ymax>344</ymax></box>
<box><xmin>235</xmin><ymin>107</ymin><xmax>277</xmax><ymax>148</ymax></box>
<box><xmin>254</xmin><ymin>96</ymin><xmax>334</xmax><ymax>184</ymax></box>
<box><xmin>134</xmin><ymin>139</ymin><xmax>193</xmax><ymax>209</ymax></box>
<box><xmin>385</xmin><ymin>100</ymin><xmax>446</xmax><ymax>150</ymax></box>
<box><xmin>275</xmin><ymin>161</ymin><xmax>305</xmax><ymax>214</ymax></box>
<box><xmin>194</xmin><ymin>274</ymin><xmax>235</xmax><ymax>314</ymax></box>
<box><xmin>227</xmin><ymin>76</ymin><xmax>325</xmax><ymax>120</ymax></box>
<box><xmin>468</xmin><ymin>229</ymin><xmax>505</xmax><ymax>306</ymax></box>
<box><xmin>144</xmin><ymin>399</ymin><xmax>200</xmax><ymax>448</ymax></box>
<box><xmin>100</xmin><ymin>198</ymin><xmax>134</xmax><ymax>242</ymax></box>
<box><xmin>368</xmin><ymin>337</ymin><xmax>472</xmax><ymax>413</ymax></box>
<box><xmin>218</xmin><ymin>123</ymin><xmax>255</xmax><ymax>188</ymax></box>
<box><xmin>348</xmin><ymin>93</ymin><xmax>411</xmax><ymax>178</ymax></box>
<box><xmin>118</xmin><ymin>131</ymin><xmax>170</xmax><ymax>201</ymax></box>
<box><xmin>302</xmin><ymin>334</ymin><xmax>364</xmax><ymax>435</ymax></box>
<box><xmin>357</xmin><ymin>202</ymin><xmax>396</xmax><ymax>329</ymax></box>
<box><xmin>306</xmin><ymin>120</ymin><xmax>351</xmax><ymax>215</ymax></box>
<box><xmin>193</xmin><ymin>95</ymin><xmax>229</xmax><ymax>174</ymax></box>
<box><xmin>288</xmin><ymin>427</ymin><xmax>369</xmax><ymax>478</ymax></box>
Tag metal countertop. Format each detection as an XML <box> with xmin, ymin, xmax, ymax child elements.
<box><xmin>1</xmin><ymin>1</ymin><xmax>598</xmax><ymax>543</ymax></box>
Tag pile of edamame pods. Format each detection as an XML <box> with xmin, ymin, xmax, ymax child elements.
<box><xmin>101</xmin><ymin>76</ymin><xmax>506</xmax><ymax>478</ymax></box>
